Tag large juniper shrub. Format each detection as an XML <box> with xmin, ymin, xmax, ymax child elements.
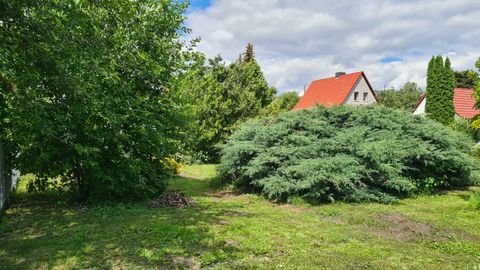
<box><xmin>219</xmin><ymin>106</ymin><xmax>478</xmax><ymax>203</ymax></box>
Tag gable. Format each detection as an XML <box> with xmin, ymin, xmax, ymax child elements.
<box><xmin>343</xmin><ymin>75</ymin><xmax>378</xmax><ymax>105</ymax></box>
<box><xmin>413</xmin><ymin>95</ymin><xmax>426</xmax><ymax>115</ymax></box>
<box><xmin>292</xmin><ymin>72</ymin><xmax>368</xmax><ymax>111</ymax></box>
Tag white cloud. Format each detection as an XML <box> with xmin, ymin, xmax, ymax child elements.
<box><xmin>187</xmin><ymin>0</ymin><xmax>480</xmax><ymax>92</ymax></box>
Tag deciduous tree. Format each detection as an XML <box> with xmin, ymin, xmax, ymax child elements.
<box><xmin>262</xmin><ymin>91</ymin><xmax>300</xmax><ymax>116</ymax></box>
<box><xmin>1</xmin><ymin>0</ymin><xmax>192</xmax><ymax>201</ymax></box>
<box><xmin>376</xmin><ymin>82</ymin><xmax>423</xmax><ymax>111</ymax></box>
<box><xmin>455</xmin><ymin>70</ymin><xmax>479</xmax><ymax>89</ymax></box>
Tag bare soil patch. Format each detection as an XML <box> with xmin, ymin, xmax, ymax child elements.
<box><xmin>171</xmin><ymin>256</ymin><xmax>201</xmax><ymax>270</ymax></box>
<box><xmin>372</xmin><ymin>213</ymin><xmax>448</xmax><ymax>242</ymax></box>
<box><xmin>207</xmin><ymin>190</ymin><xmax>240</xmax><ymax>199</ymax></box>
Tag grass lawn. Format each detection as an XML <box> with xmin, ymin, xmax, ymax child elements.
<box><xmin>1</xmin><ymin>165</ymin><xmax>480</xmax><ymax>269</ymax></box>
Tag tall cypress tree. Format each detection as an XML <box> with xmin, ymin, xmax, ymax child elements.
<box><xmin>474</xmin><ymin>58</ymin><xmax>480</xmax><ymax>109</ymax></box>
<box><xmin>425</xmin><ymin>56</ymin><xmax>455</xmax><ymax>125</ymax></box>
<box><xmin>426</xmin><ymin>56</ymin><xmax>440</xmax><ymax>119</ymax></box>
<box><xmin>443</xmin><ymin>57</ymin><xmax>456</xmax><ymax>123</ymax></box>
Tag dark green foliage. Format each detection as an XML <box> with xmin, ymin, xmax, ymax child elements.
<box><xmin>455</xmin><ymin>70</ymin><xmax>479</xmax><ymax>89</ymax></box>
<box><xmin>425</xmin><ymin>56</ymin><xmax>456</xmax><ymax>125</ymax></box>
<box><xmin>219</xmin><ymin>106</ymin><xmax>477</xmax><ymax>203</ymax></box>
<box><xmin>1</xmin><ymin>0</ymin><xmax>191</xmax><ymax>201</ymax></box>
<box><xmin>376</xmin><ymin>82</ymin><xmax>423</xmax><ymax>111</ymax></box>
<box><xmin>181</xmin><ymin>46</ymin><xmax>276</xmax><ymax>162</ymax></box>
<box><xmin>262</xmin><ymin>91</ymin><xmax>300</xmax><ymax>116</ymax></box>
<box><xmin>243</xmin><ymin>43</ymin><xmax>255</xmax><ymax>64</ymax></box>
<box><xmin>473</xmin><ymin>58</ymin><xmax>480</xmax><ymax>110</ymax></box>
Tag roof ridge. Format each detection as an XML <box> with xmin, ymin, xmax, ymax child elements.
<box><xmin>311</xmin><ymin>71</ymin><xmax>363</xmax><ymax>82</ymax></box>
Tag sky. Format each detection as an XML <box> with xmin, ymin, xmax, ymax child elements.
<box><xmin>185</xmin><ymin>0</ymin><xmax>480</xmax><ymax>93</ymax></box>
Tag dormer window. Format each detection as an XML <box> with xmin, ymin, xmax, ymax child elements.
<box><xmin>354</xmin><ymin>92</ymin><xmax>359</xmax><ymax>101</ymax></box>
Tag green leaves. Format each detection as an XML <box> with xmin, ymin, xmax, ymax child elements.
<box><xmin>376</xmin><ymin>82</ymin><xmax>423</xmax><ymax>111</ymax></box>
<box><xmin>180</xmin><ymin>46</ymin><xmax>277</xmax><ymax>162</ymax></box>
<box><xmin>425</xmin><ymin>56</ymin><xmax>456</xmax><ymax>125</ymax></box>
<box><xmin>473</xmin><ymin>58</ymin><xmax>480</xmax><ymax>112</ymax></box>
<box><xmin>219</xmin><ymin>106</ymin><xmax>477</xmax><ymax>204</ymax></box>
<box><xmin>1</xmin><ymin>0</ymin><xmax>192</xmax><ymax>201</ymax></box>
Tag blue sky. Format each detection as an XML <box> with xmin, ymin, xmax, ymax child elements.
<box><xmin>186</xmin><ymin>0</ymin><xmax>480</xmax><ymax>92</ymax></box>
<box><xmin>187</xmin><ymin>0</ymin><xmax>211</xmax><ymax>12</ymax></box>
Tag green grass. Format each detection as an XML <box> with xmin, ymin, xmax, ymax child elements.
<box><xmin>1</xmin><ymin>165</ymin><xmax>480</xmax><ymax>269</ymax></box>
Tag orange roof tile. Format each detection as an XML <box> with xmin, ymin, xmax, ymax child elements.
<box><xmin>453</xmin><ymin>88</ymin><xmax>480</xmax><ymax>118</ymax></box>
<box><xmin>292</xmin><ymin>71</ymin><xmax>374</xmax><ymax>111</ymax></box>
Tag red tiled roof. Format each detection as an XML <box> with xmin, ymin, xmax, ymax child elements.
<box><xmin>292</xmin><ymin>71</ymin><xmax>374</xmax><ymax>111</ymax></box>
<box><xmin>412</xmin><ymin>88</ymin><xmax>480</xmax><ymax>119</ymax></box>
<box><xmin>453</xmin><ymin>88</ymin><xmax>480</xmax><ymax>118</ymax></box>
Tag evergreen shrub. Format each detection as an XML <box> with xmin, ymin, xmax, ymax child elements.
<box><xmin>219</xmin><ymin>106</ymin><xmax>478</xmax><ymax>203</ymax></box>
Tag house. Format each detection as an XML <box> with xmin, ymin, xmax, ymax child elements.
<box><xmin>292</xmin><ymin>71</ymin><xmax>377</xmax><ymax>111</ymax></box>
<box><xmin>413</xmin><ymin>88</ymin><xmax>480</xmax><ymax>119</ymax></box>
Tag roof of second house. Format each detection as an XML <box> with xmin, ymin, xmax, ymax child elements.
<box><xmin>413</xmin><ymin>88</ymin><xmax>480</xmax><ymax>119</ymax></box>
<box><xmin>292</xmin><ymin>71</ymin><xmax>375</xmax><ymax>111</ymax></box>
<box><xmin>453</xmin><ymin>88</ymin><xmax>480</xmax><ymax>118</ymax></box>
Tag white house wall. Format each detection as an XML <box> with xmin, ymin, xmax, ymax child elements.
<box><xmin>344</xmin><ymin>76</ymin><xmax>377</xmax><ymax>105</ymax></box>
<box><xmin>413</xmin><ymin>97</ymin><xmax>426</xmax><ymax>115</ymax></box>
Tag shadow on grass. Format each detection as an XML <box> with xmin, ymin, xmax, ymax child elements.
<box><xmin>0</xmin><ymin>179</ymin><xmax>251</xmax><ymax>269</ymax></box>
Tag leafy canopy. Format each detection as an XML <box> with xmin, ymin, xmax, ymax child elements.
<box><xmin>455</xmin><ymin>70</ymin><xmax>479</xmax><ymax>89</ymax></box>
<box><xmin>181</xmin><ymin>44</ymin><xmax>276</xmax><ymax>162</ymax></box>
<box><xmin>262</xmin><ymin>91</ymin><xmax>300</xmax><ymax>116</ymax></box>
<box><xmin>219</xmin><ymin>106</ymin><xmax>477</xmax><ymax>204</ymax></box>
<box><xmin>1</xmin><ymin>0</ymin><xmax>192</xmax><ymax>201</ymax></box>
<box><xmin>376</xmin><ymin>82</ymin><xmax>423</xmax><ymax>111</ymax></box>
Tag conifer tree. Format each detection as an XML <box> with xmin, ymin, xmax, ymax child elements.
<box><xmin>443</xmin><ymin>57</ymin><xmax>456</xmax><ymax>122</ymax></box>
<box><xmin>425</xmin><ymin>56</ymin><xmax>455</xmax><ymax>125</ymax></box>
<box><xmin>474</xmin><ymin>58</ymin><xmax>480</xmax><ymax>109</ymax></box>
<box><xmin>426</xmin><ymin>56</ymin><xmax>439</xmax><ymax>119</ymax></box>
<box><xmin>243</xmin><ymin>43</ymin><xmax>255</xmax><ymax>63</ymax></box>
<box><xmin>181</xmin><ymin>47</ymin><xmax>276</xmax><ymax>162</ymax></box>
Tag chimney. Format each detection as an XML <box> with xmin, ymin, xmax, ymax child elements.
<box><xmin>335</xmin><ymin>72</ymin><xmax>346</xmax><ymax>78</ymax></box>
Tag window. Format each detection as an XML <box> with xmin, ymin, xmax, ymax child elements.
<box><xmin>363</xmin><ymin>92</ymin><xmax>368</xmax><ymax>101</ymax></box>
<box><xmin>354</xmin><ymin>92</ymin><xmax>359</xmax><ymax>101</ymax></box>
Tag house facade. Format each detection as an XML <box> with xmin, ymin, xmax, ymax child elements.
<box><xmin>292</xmin><ymin>71</ymin><xmax>377</xmax><ymax>111</ymax></box>
<box><xmin>413</xmin><ymin>88</ymin><xmax>480</xmax><ymax>119</ymax></box>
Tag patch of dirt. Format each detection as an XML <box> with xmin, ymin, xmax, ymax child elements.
<box><xmin>215</xmin><ymin>220</ymin><xmax>230</xmax><ymax>226</ymax></box>
<box><xmin>224</xmin><ymin>239</ymin><xmax>238</xmax><ymax>248</ymax></box>
<box><xmin>171</xmin><ymin>256</ymin><xmax>201</xmax><ymax>270</ymax></box>
<box><xmin>223</xmin><ymin>210</ymin><xmax>250</xmax><ymax>217</ymax></box>
<box><xmin>207</xmin><ymin>190</ymin><xmax>239</xmax><ymax>199</ymax></box>
<box><xmin>148</xmin><ymin>191</ymin><xmax>193</xmax><ymax>208</ymax></box>
<box><xmin>275</xmin><ymin>204</ymin><xmax>306</xmax><ymax>213</ymax></box>
<box><xmin>372</xmin><ymin>214</ymin><xmax>448</xmax><ymax>242</ymax></box>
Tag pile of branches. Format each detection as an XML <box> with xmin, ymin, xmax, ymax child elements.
<box><xmin>149</xmin><ymin>191</ymin><xmax>193</xmax><ymax>208</ymax></box>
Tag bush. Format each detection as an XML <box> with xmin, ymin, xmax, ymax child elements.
<box><xmin>452</xmin><ymin>118</ymin><xmax>480</xmax><ymax>142</ymax></box>
<box><xmin>219</xmin><ymin>106</ymin><xmax>478</xmax><ymax>203</ymax></box>
<box><xmin>3</xmin><ymin>0</ymin><xmax>191</xmax><ymax>202</ymax></box>
<box><xmin>469</xmin><ymin>192</ymin><xmax>480</xmax><ymax>210</ymax></box>
<box><xmin>162</xmin><ymin>158</ymin><xmax>181</xmax><ymax>175</ymax></box>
